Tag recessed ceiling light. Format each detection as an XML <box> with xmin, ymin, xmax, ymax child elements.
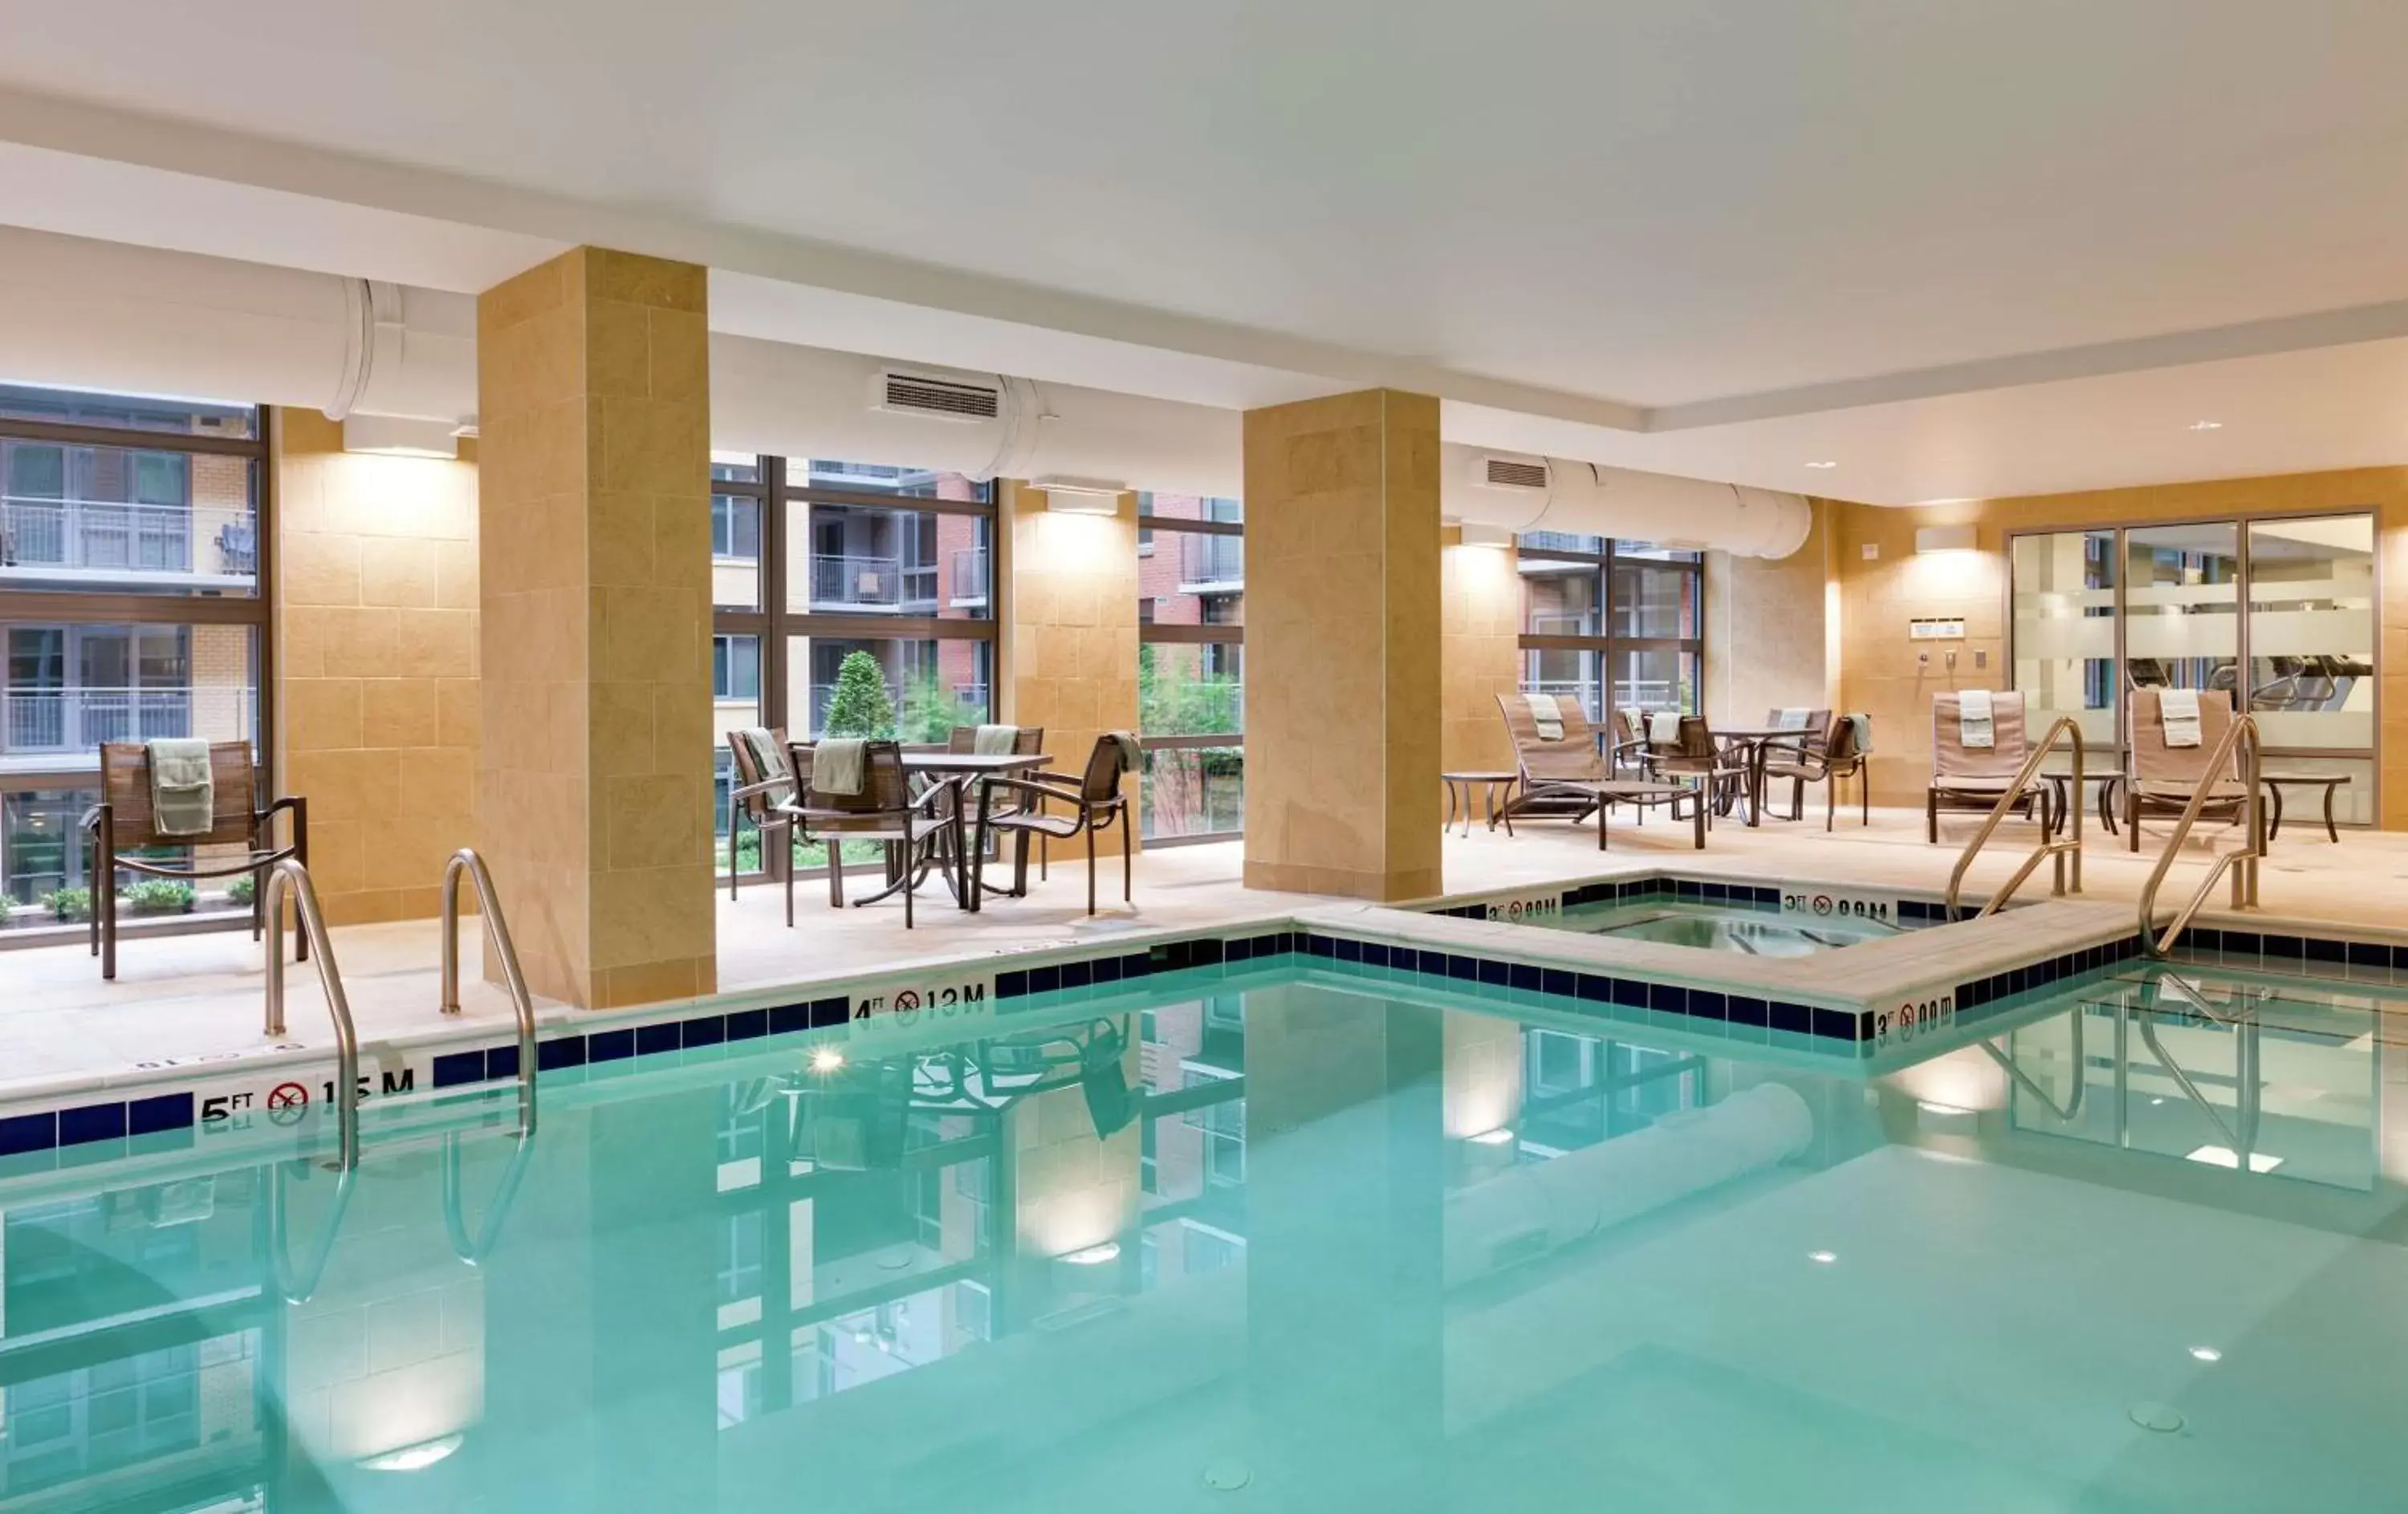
<box><xmin>1804</xmin><ymin>460</ymin><xmax>1839</xmax><ymax>469</ymax></box>
<box><xmin>2188</xmin><ymin>420</ymin><xmax>2223</xmax><ymax>431</ymax></box>
<box><xmin>1808</xmin><ymin>1250</ymin><xmax>1838</xmax><ymax>1264</ymax></box>
<box><xmin>2189</xmin><ymin>1346</ymin><xmax>2223</xmax><ymax>1362</ymax></box>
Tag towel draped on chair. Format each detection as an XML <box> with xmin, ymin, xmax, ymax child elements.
<box><xmin>1774</xmin><ymin>707</ymin><xmax>1812</xmax><ymax>731</ymax></box>
<box><xmin>971</xmin><ymin>723</ymin><xmax>1020</xmax><ymax>756</ymax></box>
<box><xmin>1959</xmin><ymin>689</ymin><xmax>1995</xmax><ymax>749</ymax></box>
<box><xmin>146</xmin><ymin>738</ymin><xmax>214</xmax><ymax>837</ymax></box>
<box><xmin>1523</xmin><ymin>692</ymin><xmax>1564</xmax><ymax>741</ymax></box>
<box><xmin>1647</xmin><ymin>711</ymin><xmax>1682</xmax><ymax>744</ymax></box>
<box><xmin>737</xmin><ymin>728</ymin><xmax>795</xmax><ymax>802</ymax></box>
<box><xmin>812</xmin><ymin>738</ymin><xmax>867</xmax><ymax>796</ymax></box>
<box><xmin>1845</xmin><ymin>713</ymin><xmax>1873</xmax><ymax>755</ymax></box>
<box><xmin>1102</xmin><ymin>731</ymin><xmax>1144</xmax><ymax>773</ymax></box>
<box><xmin>2158</xmin><ymin>687</ymin><xmax>2203</xmax><ymax>748</ymax></box>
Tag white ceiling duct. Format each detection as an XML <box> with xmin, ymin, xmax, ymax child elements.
<box><xmin>0</xmin><ymin>225</ymin><xmax>475</xmax><ymax>425</ymax></box>
<box><xmin>0</xmin><ymin>226</ymin><xmax>1809</xmax><ymax>557</ymax></box>
<box><xmin>1441</xmin><ymin>446</ymin><xmax>1812</xmax><ymax>559</ymax></box>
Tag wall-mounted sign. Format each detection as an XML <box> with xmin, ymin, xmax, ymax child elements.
<box><xmin>1909</xmin><ymin>618</ymin><xmax>1967</xmax><ymax>641</ymax></box>
<box><xmin>849</xmin><ymin>975</ymin><xmax>996</xmax><ymax>1040</ymax></box>
<box><xmin>1872</xmin><ymin>988</ymin><xmax>1957</xmax><ymax>1050</ymax></box>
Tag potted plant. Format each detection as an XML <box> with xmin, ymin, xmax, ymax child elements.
<box><xmin>125</xmin><ymin>879</ymin><xmax>197</xmax><ymax>916</ymax></box>
<box><xmin>43</xmin><ymin>886</ymin><xmax>91</xmax><ymax>923</ymax></box>
<box><xmin>226</xmin><ymin>873</ymin><xmax>257</xmax><ymax>909</ymax></box>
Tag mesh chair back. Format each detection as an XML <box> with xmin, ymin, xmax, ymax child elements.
<box><xmin>1931</xmin><ymin>691</ymin><xmax>2029</xmax><ymax>779</ymax></box>
<box><xmin>806</xmin><ymin>741</ymin><xmax>911</xmax><ymax>830</ymax></box>
<box><xmin>2128</xmin><ymin>687</ymin><xmax>2239</xmax><ymax>786</ymax></box>
<box><xmin>97</xmin><ymin>742</ymin><xmax>259</xmax><ymax>847</ymax></box>
<box><xmin>1823</xmin><ymin>714</ymin><xmax>1865</xmax><ymax>767</ymax></box>
<box><xmin>1080</xmin><ymin>736</ymin><xmax>1129</xmax><ymax>804</ymax></box>
<box><xmin>1765</xmin><ymin>707</ymin><xmax>1832</xmax><ymax>759</ymax></box>
<box><xmin>1495</xmin><ymin>694</ymin><xmax>1610</xmax><ymax>783</ymax></box>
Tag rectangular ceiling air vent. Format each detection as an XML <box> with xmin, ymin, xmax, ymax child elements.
<box><xmin>876</xmin><ymin>371</ymin><xmax>1003</xmax><ymax>422</ymax></box>
<box><xmin>1483</xmin><ymin>457</ymin><xmax>1550</xmax><ymax>491</ymax></box>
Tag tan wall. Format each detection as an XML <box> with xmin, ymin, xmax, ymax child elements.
<box><xmin>999</xmin><ymin>482</ymin><xmax>1140</xmax><ymax>831</ymax></box>
<box><xmin>1832</xmin><ymin>467</ymin><xmax>2408</xmax><ymax>827</ymax></box>
<box><xmin>1706</xmin><ymin>498</ymin><xmax>1836</xmax><ymax>726</ymax></box>
<box><xmin>1439</xmin><ymin>534</ymin><xmax>1523</xmax><ymax>808</ymax></box>
<box><xmin>1242</xmin><ymin>389</ymin><xmax>1442</xmax><ymax>901</ymax></box>
<box><xmin>274</xmin><ymin>409</ymin><xmax>480</xmax><ymax>926</ymax></box>
<box><xmin>478</xmin><ymin>247</ymin><xmax>715</xmax><ymax>1009</ymax></box>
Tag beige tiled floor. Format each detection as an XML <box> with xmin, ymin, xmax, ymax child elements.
<box><xmin>6</xmin><ymin>803</ymin><xmax>2403</xmax><ymax>1098</ymax></box>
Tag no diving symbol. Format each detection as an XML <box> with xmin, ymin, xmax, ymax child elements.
<box><xmin>266</xmin><ymin>1082</ymin><xmax>310</xmax><ymax>1125</ymax></box>
<box><xmin>1812</xmin><ymin>894</ymin><xmax>1834</xmax><ymax>917</ymax></box>
<box><xmin>893</xmin><ymin>989</ymin><xmax>922</xmax><ymax>1020</ymax></box>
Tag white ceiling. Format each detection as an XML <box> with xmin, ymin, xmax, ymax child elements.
<box><xmin>4</xmin><ymin>0</ymin><xmax>2408</xmax><ymax>503</ymax></box>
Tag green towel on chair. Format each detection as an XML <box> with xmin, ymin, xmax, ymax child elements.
<box><xmin>972</xmin><ymin>723</ymin><xmax>1019</xmax><ymax>756</ymax></box>
<box><xmin>1103</xmin><ymin>731</ymin><xmax>1144</xmax><ymax>773</ymax></box>
<box><xmin>147</xmin><ymin>739</ymin><xmax>214</xmax><ymax>837</ymax></box>
<box><xmin>812</xmin><ymin>739</ymin><xmax>867</xmax><ymax>797</ymax></box>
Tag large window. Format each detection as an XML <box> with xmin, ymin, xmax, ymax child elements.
<box><xmin>1515</xmin><ymin>534</ymin><xmax>1702</xmax><ymax>718</ymax></box>
<box><xmin>0</xmin><ymin>387</ymin><xmax>267</xmax><ymax>935</ymax></box>
<box><xmin>710</xmin><ymin>456</ymin><xmax>998</xmax><ymax>876</ymax></box>
<box><xmin>1136</xmin><ymin>494</ymin><xmax>1243</xmax><ymax>842</ymax></box>
<box><xmin>2010</xmin><ymin>511</ymin><xmax>2376</xmax><ymax>824</ymax></box>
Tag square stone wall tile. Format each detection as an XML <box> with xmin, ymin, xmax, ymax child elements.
<box><xmin>586</xmin><ymin>299</ymin><xmax>653</xmax><ymax>401</ymax></box>
<box><xmin>287</xmin><ymin>678</ymin><xmax>365</xmax><ymax>754</ymax></box>
<box><xmin>584</xmin><ymin>249</ymin><xmax>706</xmax><ymax>312</ymax></box>
<box><xmin>360</xmin><ymin>538</ymin><xmax>440</xmax><ymax>608</ymax></box>
<box><xmin>398</xmin><ymin>747</ymin><xmax>477</xmax><ymax>820</ymax></box>
<box><xmin>283</xmin><ymin>531</ymin><xmax>361</xmax><ymax>607</ymax></box>
<box><xmin>363</xmin><ymin>680</ymin><xmax>442</xmax><ymax>751</ymax></box>
<box><xmin>395</xmin><ymin>609</ymin><xmax>477</xmax><ymax>680</ymax></box>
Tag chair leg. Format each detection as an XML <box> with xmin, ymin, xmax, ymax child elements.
<box><xmin>1012</xmin><ymin>830</ymin><xmax>1030</xmax><ymax>896</ymax></box>
<box><xmin>828</xmin><ymin>845</ymin><xmax>845</xmax><ymax>907</ymax></box>
<box><xmin>96</xmin><ymin>829</ymin><xmax>116</xmax><ymax>979</ymax></box>
<box><xmin>1790</xmin><ymin>775</ymin><xmax>1805</xmax><ymax>821</ymax></box>
<box><xmin>1926</xmin><ymin>792</ymin><xmax>1938</xmax><ymax>845</ymax></box>
<box><xmin>901</xmin><ymin>840</ymin><xmax>913</xmax><ymax>930</ymax></box>
<box><xmin>1827</xmin><ymin>776</ymin><xmax>1837</xmax><ymax>832</ymax></box>
<box><xmin>1040</xmin><ymin>835</ymin><xmax>1049</xmax><ymax>881</ymax></box>
<box><xmin>1861</xmin><ymin>771</ymin><xmax>1870</xmax><ymax>826</ymax></box>
<box><xmin>1085</xmin><ymin>823</ymin><xmax>1097</xmax><ymax>916</ymax></box>
<box><xmin>1121</xmin><ymin>808</ymin><xmax>1133</xmax><ymax>902</ymax></box>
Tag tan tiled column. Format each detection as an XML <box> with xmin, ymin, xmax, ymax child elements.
<box><xmin>1001</xmin><ymin>481</ymin><xmax>1141</xmax><ymax>816</ymax></box>
<box><xmin>1439</xmin><ymin>529</ymin><xmax>1523</xmax><ymax>821</ymax></box>
<box><xmin>475</xmin><ymin>248</ymin><xmax>714</xmax><ymax>1009</ymax></box>
<box><xmin>1243</xmin><ymin>389</ymin><xmax>1442</xmax><ymax>899</ymax></box>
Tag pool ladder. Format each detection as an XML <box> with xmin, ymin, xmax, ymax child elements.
<box><xmin>1943</xmin><ymin>715</ymin><xmax>2086</xmax><ymax>920</ymax></box>
<box><xmin>2135</xmin><ymin>714</ymin><xmax>2264</xmax><ymax>958</ymax></box>
<box><xmin>261</xmin><ymin>848</ymin><xmax>540</xmax><ymax>1298</ymax></box>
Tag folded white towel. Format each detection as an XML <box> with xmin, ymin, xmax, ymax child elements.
<box><xmin>972</xmin><ymin>723</ymin><xmax>1019</xmax><ymax>756</ymax></box>
<box><xmin>2159</xmin><ymin>688</ymin><xmax>2202</xmax><ymax>748</ymax></box>
<box><xmin>1648</xmin><ymin>711</ymin><xmax>1683</xmax><ymax>745</ymax></box>
<box><xmin>1959</xmin><ymin>689</ymin><xmax>1995</xmax><ymax>750</ymax></box>
<box><xmin>1524</xmin><ymin>692</ymin><xmax>1564</xmax><ymax>741</ymax></box>
<box><xmin>812</xmin><ymin>738</ymin><xmax>867</xmax><ymax>797</ymax></box>
<box><xmin>1775</xmin><ymin>707</ymin><xmax>1812</xmax><ymax>731</ymax></box>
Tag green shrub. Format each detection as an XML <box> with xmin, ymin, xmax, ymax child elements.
<box><xmin>125</xmin><ymin>880</ymin><xmax>197</xmax><ymax>914</ymax></box>
<box><xmin>823</xmin><ymin>650</ymin><xmax>897</xmax><ymax>739</ymax></box>
<box><xmin>43</xmin><ymin>886</ymin><xmax>91</xmax><ymax>922</ymax></box>
<box><xmin>226</xmin><ymin>873</ymin><xmax>257</xmax><ymax>907</ymax></box>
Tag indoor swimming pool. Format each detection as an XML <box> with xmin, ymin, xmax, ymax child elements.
<box><xmin>0</xmin><ymin>950</ymin><xmax>2398</xmax><ymax>1512</ymax></box>
<box><xmin>1562</xmin><ymin>898</ymin><xmax>1899</xmax><ymax>954</ymax></box>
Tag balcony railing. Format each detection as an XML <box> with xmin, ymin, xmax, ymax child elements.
<box><xmin>950</xmin><ymin>547</ymin><xmax>989</xmax><ymax>602</ymax></box>
<box><xmin>2</xmin><ymin>685</ymin><xmax>256</xmax><ymax>755</ymax></box>
<box><xmin>954</xmin><ymin>682</ymin><xmax>990</xmax><ymax>714</ymax></box>
<box><xmin>809</xmin><ymin>554</ymin><xmax>938</xmax><ymax>610</ymax></box>
<box><xmin>1179</xmin><ymin>533</ymin><xmax>1244</xmax><ymax>587</ymax></box>
<box><xmin>2</xmin><ymin>496</ymin><xmax>200</xmax><ymax>574</ymax></box>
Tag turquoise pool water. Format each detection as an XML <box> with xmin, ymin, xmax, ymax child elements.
<box><xmin>0</xmin><ymin>957</ymin><xmax>2398</xmax><ymax>1512</ymax></box>
<box><xmin>1559</xmin><ymin>898</ymin><xmax>1901</xmax><ymax>954</ymax></box>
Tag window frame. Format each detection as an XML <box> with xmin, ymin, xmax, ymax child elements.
<box><xmin>0</xmin><ymin>401</ymin><xmax>272</xmax><ymax>946</ymax></box>
<box><xmin>1134</xmin><ymin>495</ymin><xmax>1245</xmax><ymax>847</ymax></box>
<box><xmin>711</xmin><ymin>457</ymin><xmax>1001</xmax><ymax>882</ymax></box>
<box><xmin>1514</xmin><ymin>536</ymin><xmax>1704</xmax><ymax>719</ymax></box>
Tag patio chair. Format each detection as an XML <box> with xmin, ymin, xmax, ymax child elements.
<box><xmin>1495</xmin><ymin>694</ymin><xmax>1703</xmax><ymax>849</ymax></box>
<box><xmin>945</xmin><ymin>722</ymin><xmax>1050</xmax><ymax>880</ymax></box>
<box><xmin>1763</xmin><ymin>713</ymin><xmax>1871</xmax><ymax>830</ymax></box>
<box><xmin>1928</xmin><ymin>690</ymin><xmax>2048</xmax><ymax>842</ymax></box>
<box><xmin>83</xmin><ymin>740</ymin><xmax>306</xmax><ymax>980</ymax></box>
<box><xmin>726</xmin><ymin>726</ymin><xmax>803</xmax><ymax>917</ymax></box>
<box><xmin>1640</xmin><ymin>714</ymin><xmax>1754</xmax><ymax>823</ymax></box>
<box><xmin>792</xmin><ymin>741</ymin><xmax>960</xmax><ymax>929</ymax></box>
<box><xmin>2122</xmin><ymin>686</ymin><xmax>2249</xmax><ymax>852</ymax></box>
<box><xmin>969</xmin><ymin>735</ymin><xmax>1135</xmax><ymax>915</ymax></box>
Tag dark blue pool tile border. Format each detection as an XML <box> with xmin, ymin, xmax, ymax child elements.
<box><xmin>24</xmin><ymin>914</ymin><xmax>2408</xmax><ymax>1158</ymax></box>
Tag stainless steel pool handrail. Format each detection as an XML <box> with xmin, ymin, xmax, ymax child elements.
<box><xmin>440</xmin><ymin>847</ymin><xmax>538</xmax><ymax>1135</ymax></box>
<box><xmin>261</xmin><ymin>858</ymin><xmax>360</xmax><ymax>1172</ymax></box>
<box><xmin>266</xmin><ymin>1158</ymin><xmax>356</xmax><ymax>1304</ymax></box>
<box><xmin>441</xmin><ymin>1126</ymin><xmax>535</xmax><ymax>1266</ymax></box>
<box><xmin>1979</xmin><ymin>1005</ymin><xmax>2087</xmax><ymax>1123</ymax></box>
<box><xmin>1943</xmin><ymin>715</ymin><xmax>2085</xmax><ymax>921</ymax></box>
<box><xmin>2136</xmin><ymin>714</ymin><xmax>2264</xmax><ymax>958</ymax></box>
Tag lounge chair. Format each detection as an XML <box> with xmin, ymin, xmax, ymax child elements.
<box><xmin>1495</xmin><ymin>694</ymin><xmax>1703</xmax><ymax>849</ymax></box>
<box><xmin>84</xmin><ymin>740</ymin><xmax>306</xmax><ymax>980</ymax></box>
<box><xmin>1928</xmin><ymin>690</ymin><xmax>2049</xmax><ymax>842</ymax></box>
<box><xmin>1763</xmin><ymin>713</ymin><xmax>1871</xmax><ymax>830</ymax></box>
<box><xmin>2122</xmin><ymin>687</ymin><xmax>2250</xmax><ymax>852</ymax></box>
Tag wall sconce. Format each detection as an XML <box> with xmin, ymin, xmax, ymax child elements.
<box><xmin>1914</xmin><ymin>524</ymin><xmax>1977</xmax><ymax>554</ymax></box>
<box><xmin>1031</xmin><ymin>477</ymin><xmax>1125</xmax><ymax>515</ymax></box>
<box><xmin>341</xmin><ymin>415</ymin><xmax>458</xmax><ymax>459</ymax></box>
<box><xmin>1456</xmin><ymin>522</ymin><xmax>1515</xmax><ymax>550</ymax></box>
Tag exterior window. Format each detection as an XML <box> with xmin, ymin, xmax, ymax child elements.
<box><xmin>1135</xmin><ymin>494</ymin><xmax>1243</xmax><ymax>842</ymax></box>
<box><xmin>710</xmin><ymin>458</ymin><xmax>999</xmax><ymax>877</ymax></box>
<box><xmin>0</xmin><ymin>387</ymin><xmax>267</xmax><ymax>939</ymax></box>
<box><xmin>1515</xmin><ymin>535</ymin><xmax>1702</xmax><ymax>718</ymax></box>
